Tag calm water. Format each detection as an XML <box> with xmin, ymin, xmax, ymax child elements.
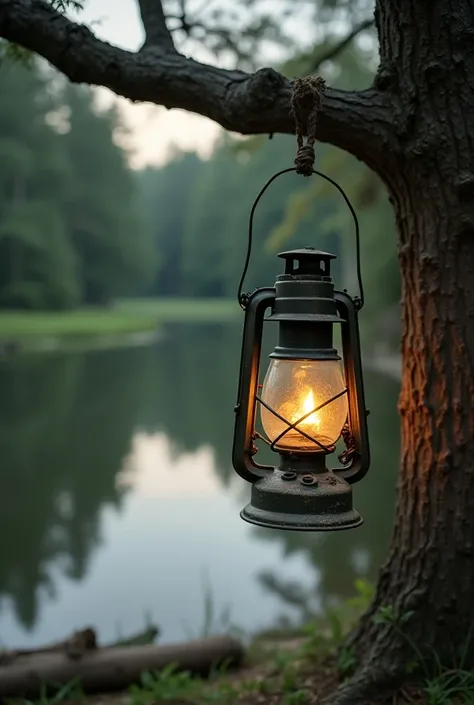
<box><xmin>0</xmin><ymin>323</ymin><xmax>400</xmax><ymax>648</ymax></box>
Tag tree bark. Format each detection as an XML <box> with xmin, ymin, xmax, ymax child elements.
<box><xmin>329</xmin><ymin>1</ymin><xmax>474</xmax><ymax>701</ymax></box>
<box><xmin>136</xmin><ymin>0</ymin><xmax>175</xmax><ymax>50</ymax></box>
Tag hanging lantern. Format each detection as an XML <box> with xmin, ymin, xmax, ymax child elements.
<box><xmin>232</xmin><ymin>168</ymin><xmax>370</xmax><ymax>532</ymax></box>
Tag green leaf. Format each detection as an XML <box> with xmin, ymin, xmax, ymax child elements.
<box><xmin>400</xmin><ymin>610</ymin><xmax>415</xmax><ymax>625</ymax></box>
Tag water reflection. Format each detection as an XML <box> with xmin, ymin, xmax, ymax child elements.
<box><xmin>0</xmin><ymin>324</ymin><xmax>400</xmax><ymax>645</ymax></box>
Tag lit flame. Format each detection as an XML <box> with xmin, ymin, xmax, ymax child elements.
<box><xmin>298</xmin><ymin>389</ymin><xmax>320</xmax><ymax>427</ymax></box>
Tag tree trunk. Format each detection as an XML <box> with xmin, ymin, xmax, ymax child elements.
<box><xmin>331</xmin><ymin>2</ymin><xmax>474</xmax><ymax>701</ymax></box>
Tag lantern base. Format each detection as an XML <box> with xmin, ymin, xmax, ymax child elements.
<box><xmin>240</xmin><ymin>463</ymin><xmax>363</xmax><ymax>532</ymax></box>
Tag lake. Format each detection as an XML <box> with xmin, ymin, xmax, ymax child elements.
<box><xmin>0</xmin><ymin>322</ymin><xmax>400</xmax><ymax>648</ymax></box>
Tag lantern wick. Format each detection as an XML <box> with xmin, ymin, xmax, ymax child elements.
<box><xmin>290</xmin><ymin>76</ymin><xmax>327</xmax><ymax>178</ymax></box>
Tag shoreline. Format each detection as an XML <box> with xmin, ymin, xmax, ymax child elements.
<box><xmin>0</xmin><ymin>298</ymin><xmax>238</xmax><ymax>354</ymax></box>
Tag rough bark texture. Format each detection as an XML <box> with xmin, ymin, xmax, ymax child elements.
<box><xmin>1</xmin><ymin>0</ymin><xmax>474</xmax><ymax>701</ymax></box>
<box><xmin>331</xmin><ymin>1</ymin><xmax>474</xmax><ymax>701</ymax></box>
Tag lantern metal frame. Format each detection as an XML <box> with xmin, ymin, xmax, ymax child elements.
<box><xmin>232</xmin><ymin>168</ymin><xmax>371</xmax><ymax>532</ymax></box>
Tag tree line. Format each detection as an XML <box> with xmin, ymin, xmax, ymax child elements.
<box><xmin>0</xmin><ymin>60</ymin><xmax>155</xmax><ymax>310</ymax></box>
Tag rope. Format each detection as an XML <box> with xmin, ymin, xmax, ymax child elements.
<box><xmin>338</xmin><ymin>423</ymin><xmax>358</xmax><ymax>466</ymax></box>
<box><xmin>290</xmin><ymin>76</ymin><xmax>326</xmax><ymax>177</ymax></box>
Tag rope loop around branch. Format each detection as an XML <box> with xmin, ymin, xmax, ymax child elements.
<box><xmin>290</xmin><ymin>76</ymin><xmax>326</xmax><ymax>177</ymax></box>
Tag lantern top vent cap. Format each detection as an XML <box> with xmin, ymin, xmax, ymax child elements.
<box><xmin>277</xmin><ymin>247</ymin><xmax>337</xmax><ymax>278</ymax></box>
<box><xmin>278</xmin><ymin>247</ymin><xmax>337</xmax><ymax>260</ymax></box>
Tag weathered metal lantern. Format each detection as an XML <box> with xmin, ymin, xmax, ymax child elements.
<box><xmin>232</xmin><ymin>168</ymin><xmax>370</xmax><ymax>532</ymax></box>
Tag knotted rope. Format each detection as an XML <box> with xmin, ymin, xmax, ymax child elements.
<box><xmin>290</xmin><ymin>76</ymin><xmax>326</xmax><ymax>177</ymax></box>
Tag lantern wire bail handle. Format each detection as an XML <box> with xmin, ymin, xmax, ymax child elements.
<box><xmin>237</xmin><ymin>75</ymin><xmax>364</xmax><ymax>312</ymax></box>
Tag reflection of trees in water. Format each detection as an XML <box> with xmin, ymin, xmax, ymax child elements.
<box><xmin>137</xmin><ymin>323</ymin><xmax>245</xmax><ymax>485</ymax></box>
<box><xmin>0</xmin><ymin>347</ymin><xmax>151</xmax><ymax>629</ymax></box>
<box><xmin>0</xmin><ymin>326</ymin><xmax>242</xmax><ymax>632</ymax></box>
<box><xmin>136</xmin><ymin>321</ymin><xmax>280</xmax><ymax>483</ymax></box>
<box><xmin>251</xmin><ymin>369</ymin><xmax>401</xmax><ymax>619</ymax></box>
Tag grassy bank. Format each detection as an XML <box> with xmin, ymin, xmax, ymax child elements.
<box><xmin>119</xmin><ymin>298</ymin><xmax>238</xmax><ymax>323</ymax></box>
<box><xmin>10</xmin><ymin>580</ymin><xmax>465</xmax><ymax>705</ymax></box>
<box><xmin>0</xmin><ymin>298</ymin><xmax>238</xmax><ymax>345</ymax></box>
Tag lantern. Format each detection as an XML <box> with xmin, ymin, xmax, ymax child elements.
<box><xmin>232</xmin><ymin>168</ymin><xmax>370</xmax><ymax>532</ymax></box>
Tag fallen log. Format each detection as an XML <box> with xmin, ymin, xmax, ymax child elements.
<box><xmin>0</xmin><ymin>624</ymin><xmax>160</xmax><ymax>665</ymax></box>
<box><xmin>0</xmin><ymin>635</ymin><xmax>244</xmax><ymax>699</ymax></box>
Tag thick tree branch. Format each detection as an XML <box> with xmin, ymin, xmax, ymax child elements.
<box><xmin>137</xmin><ymin>0</ymin><xmax>175</xmax><ymax>51</ymax></box>
<box><xmin>312</xmin><ymin>18</ymin><xmax>375</xmax><ymax>71</ymax></box>
<box><xmin>0</xmin><ymin>0</ymin><xmax>394</xmax><ymax>166</ymax></box>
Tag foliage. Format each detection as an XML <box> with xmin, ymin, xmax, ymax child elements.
<box><xmin>128</xmin><ymin>650</ymin><xmax>302</xmax><ymax>705</ymax></box>
<box><xmin>8</xmin><ymin>677</ymin><xmax>84</xmax><ymax>705</ymax></box>
<box><xmin>374</xmin><ymin>606</ymin><xmax>474</xmax><ymax>704</ymax></box>
<box><xmin>129</xmin><ymin>664</ymin><xmax>200</xmax><ymax>703</ymax></box>
<box><xmin>140</xmin><ymin>134</ymin><xmax>345</xmax><ymax>301</ymax></box>
<box><xmin>0</xmin><ymin>41</ymin><xmax>33</xmax><ymax>67</ymax></box>
<box><xmin>346</xmin><ymin>578</ymin><xmax>375</xmax><ymax>611</ymax></box>
<box><xmin>0</xmin><ymin>60</ymin><xmax>154</xmax><ymax>311</ymax></box>
<box><xmin>258</xmin><ymin>577</ymin><xmax>375</xmax><ymax>662</ymax></box>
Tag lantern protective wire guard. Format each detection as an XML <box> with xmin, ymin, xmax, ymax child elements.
<box><xmin>232</xmin><ymin>167</ymin><xmax>370</xmax><ymax>532</ymax></box>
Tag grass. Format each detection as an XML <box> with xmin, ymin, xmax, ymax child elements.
<box><xmin>0</xmin><ymin>297</ymin><xmax>238</xmax><ymax>346</ymax></box>
<box><xmin>119</xmin><ymin>297</ymin><xmax>238</xmax><ymax>323</ymax></box>
<box><xmin>0</xmin><ymin>308</ymin><xmax>159</xmax><ymax>340</ymax></box>
<box><xmin>374</xmin><ymin>606</ymin><xmax>474</xmax><ymax>704</ymax></box>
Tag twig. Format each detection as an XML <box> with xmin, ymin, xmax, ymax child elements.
<box><xmin>312</xmin><ymin>18</ymin><xmax>375</xmax><ymax>71</ymax></box>
<box><xmin>138</xmin><ymin>0</ymin><xmax>175</xmax><ymax>50</ymax></box>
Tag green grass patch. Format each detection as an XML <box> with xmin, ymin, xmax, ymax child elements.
<box><xmin>119</xmin><ymin>297</ymin><xmax>239</xmax><ymax>322</ymax></box>
<box><xmin>0</xmin><ymin>308</ymin><xmax>159</xmax><ymax>340</ymax></box>
<box><xmin>0</xmin><ymin>298</ymin><xmax>239</xmax><ymax>345</ymax></box>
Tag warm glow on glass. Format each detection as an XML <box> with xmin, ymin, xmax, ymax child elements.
<box><xmin>260</xmin><ymin>359</ymin><xmax>348</xmax><ymax>451</ymax></box>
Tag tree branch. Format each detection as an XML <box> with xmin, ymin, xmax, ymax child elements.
<box><xmin>137</xmin><ymin>0</ymin><xmax>175</xmax><ymax>51</ymax></box>
<box><xmin>312</xmin><ymin>18</ymin><xmax>375</xmax><ymax>71</ymax></box>
<box><xmin>0</xmin><ymin>0</ymin><xmax>394</xmax><ymax>165</ymax></box>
